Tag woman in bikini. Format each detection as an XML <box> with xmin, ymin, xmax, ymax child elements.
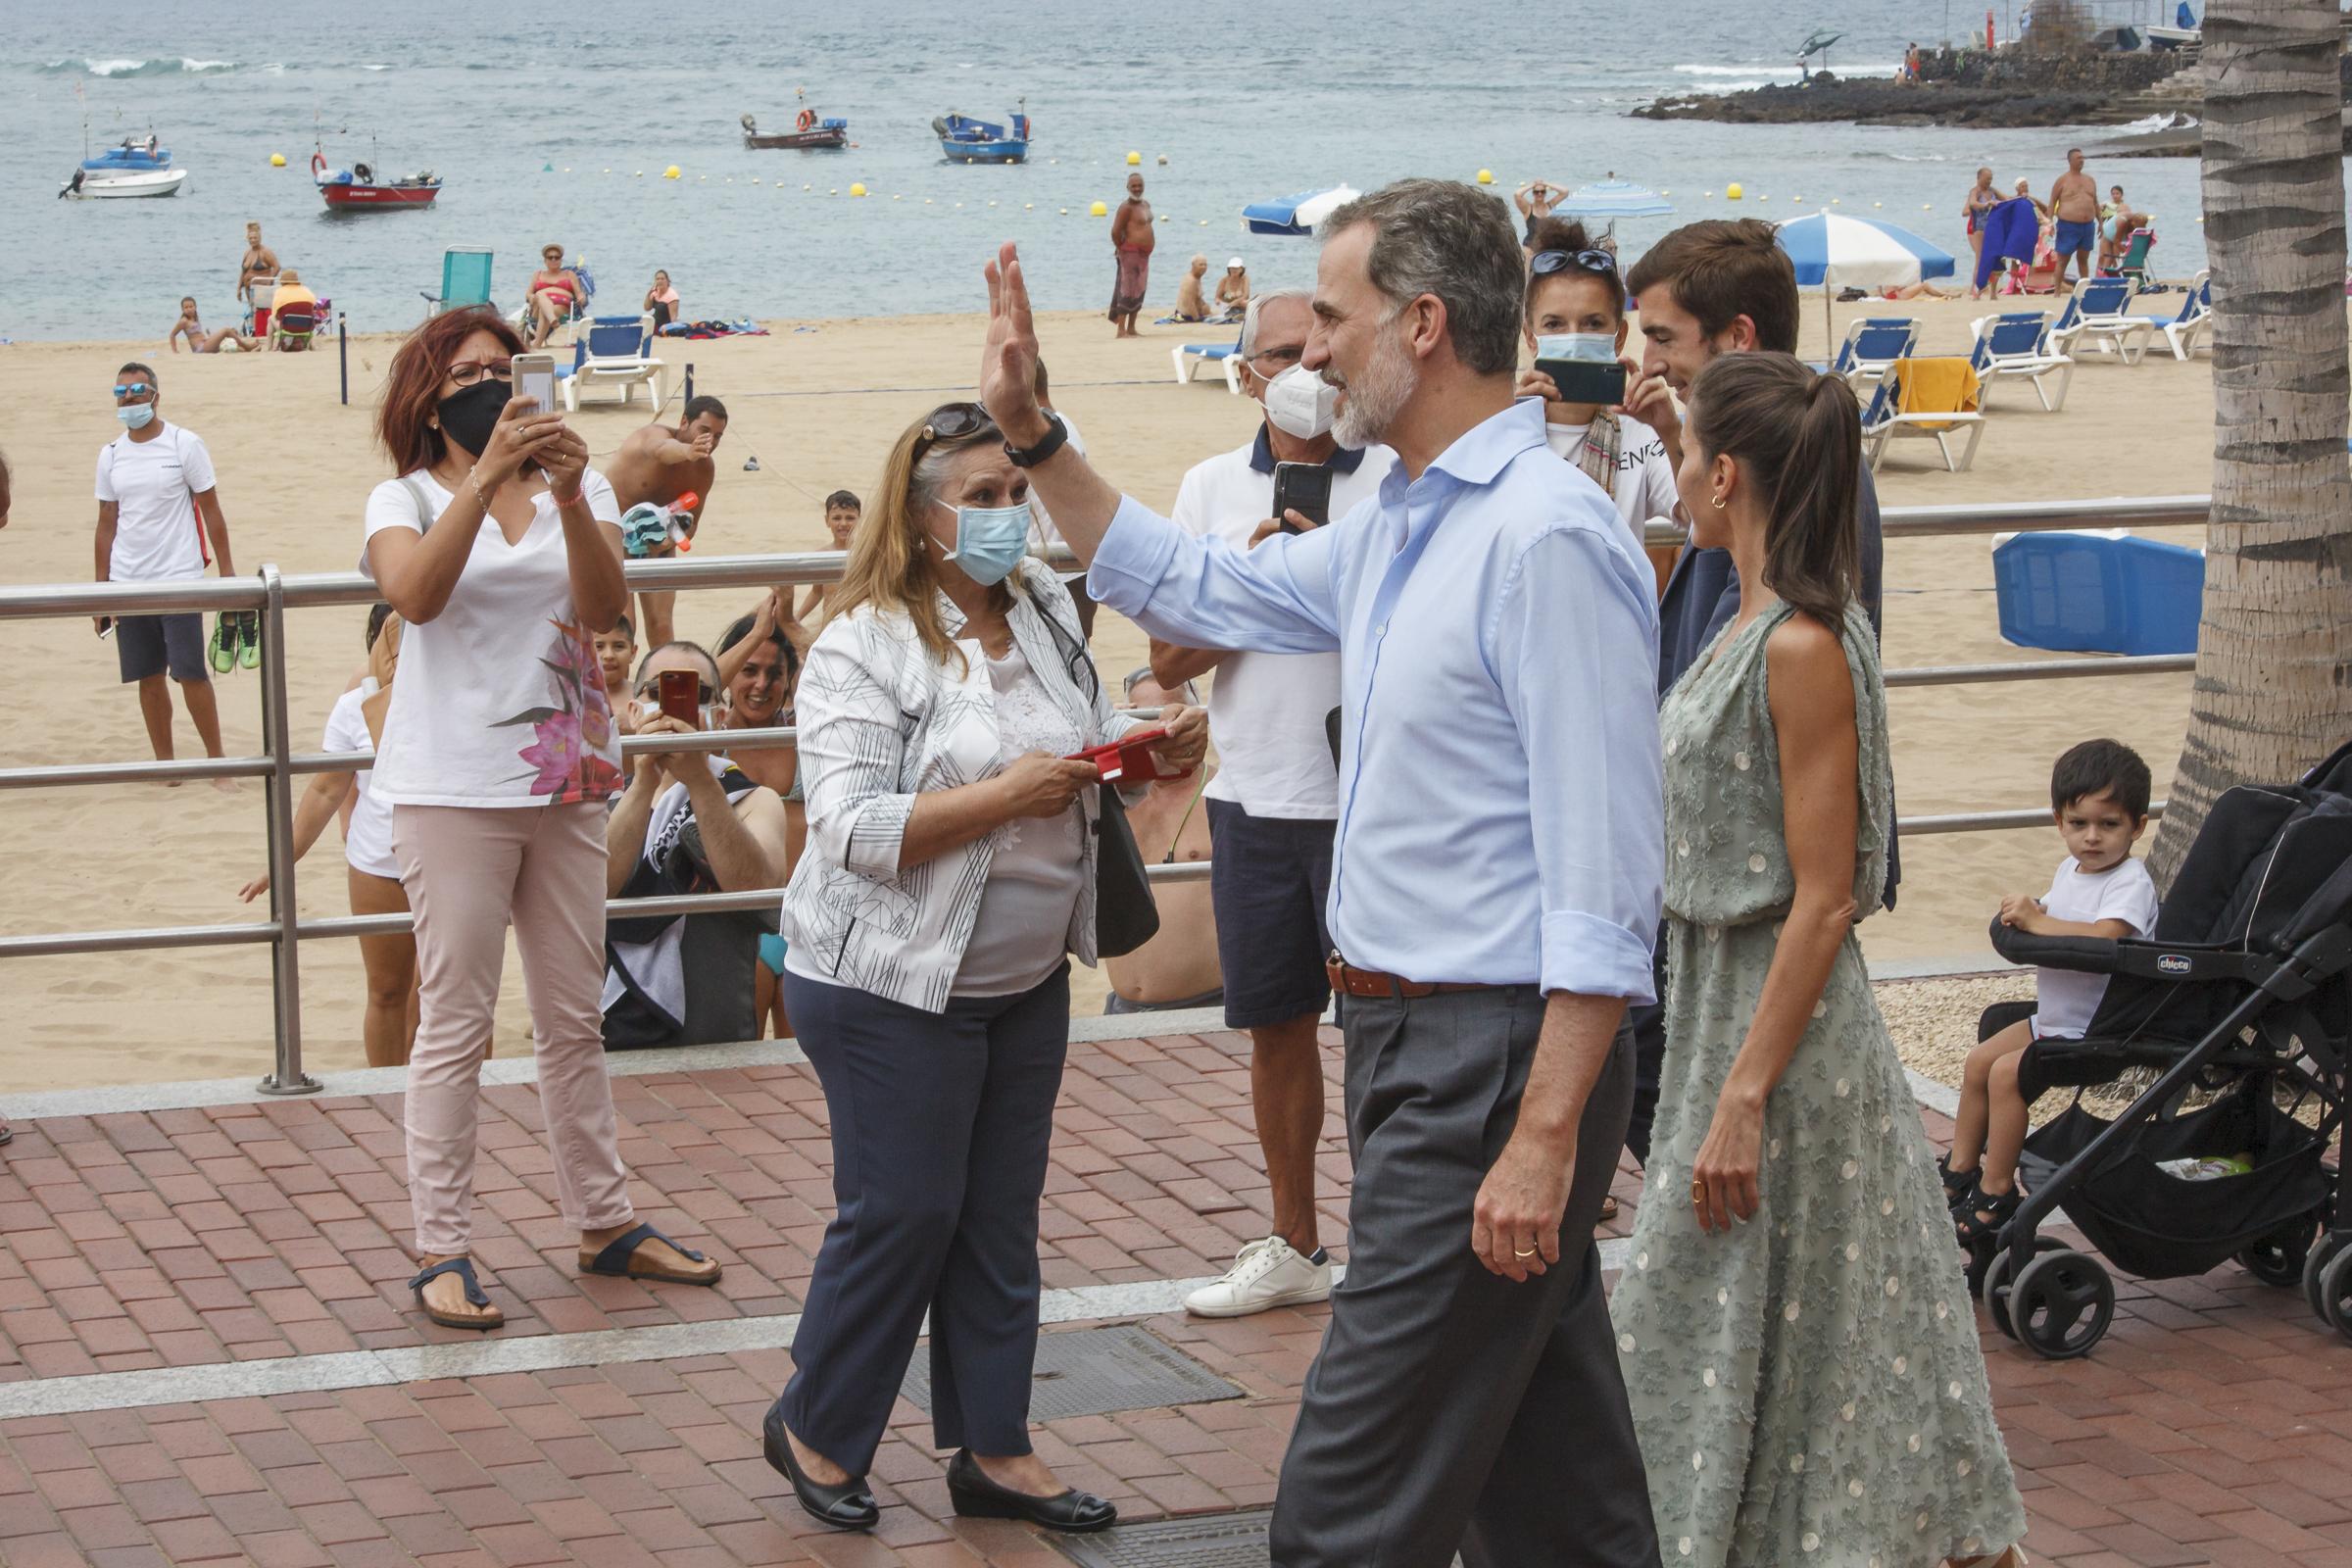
<box><xmin>527</xmin><ymin>244</ymin><xmax>585</xmax><ymax>348</ymax></box>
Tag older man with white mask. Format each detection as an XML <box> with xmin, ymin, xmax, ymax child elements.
<box><xmin>1150</xmin><ymin>288</ymin><xmax>1394</xmax><ymax>1319</ymax></box>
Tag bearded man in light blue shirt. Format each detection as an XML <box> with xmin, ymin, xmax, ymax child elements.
<box><xmin>973</xmin><ymin>178</ymin><xmax>1664</xmax><ymax>1568</ymax></box>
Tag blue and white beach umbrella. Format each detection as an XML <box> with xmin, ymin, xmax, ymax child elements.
<box><xmin>1241</xmin><ymin>184</ymin><xmax>1360</xmax><ymax>236</ymax></box>
<box><xmin>1775</xmin><ymin>209</ymin><xmax>1957</xmax><ymax>345</ymax></box>
<box><xmin>1555</xmin><ymin>175</ymin><xmax>1673</xmax><ymax>220</ymax></box>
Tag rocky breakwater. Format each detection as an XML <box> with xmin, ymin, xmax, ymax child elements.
<box><xmin>1634</xmin><ymin>52</ymin><xmax>2187</xmax><ymax>129</ymax></box>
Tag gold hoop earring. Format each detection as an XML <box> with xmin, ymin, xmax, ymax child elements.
<box><xmin>1709</xmin><ymin>495</ymin><xmax>1727</xmax><ymax>511</ymax></box>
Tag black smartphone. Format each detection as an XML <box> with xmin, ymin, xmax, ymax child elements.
<box><xmin>1272</xmin><ymin>462</ymin><xmax>1333</xmax><ymax>533</ymax></box>
<box><xmin>1535</xmin><ymin>358</ymin><xmax>1629</xmax><ymax>407</ymax></box>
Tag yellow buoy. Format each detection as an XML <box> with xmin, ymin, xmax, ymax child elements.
<box><xmin>850</xmin><ymin>182</ymin><xmax>867</xmax><ymax>196</ymax></box>
<box><xmin>1126</xmin><ymin>150</ymin><xmax>1141</xmax><ymax>166</ymax></box>
<box><xmin>1922</xmin><ymin>203</ymin><xmax>1934</xmax><ymax>211</ymax></box>
<box><xmin>270</xmin><ymin>152</ymin><xmax>286</xmax><ymax>167</ymax></box>
<box><xmin>1476</xmin><ymin>168</ymin><xmax>1494</xmax><ymax>184</ymax></box>
<box><xmin>1089</xmin><ymin>199</ymin><xmax>1107</xmax><ymax>217</ymax></box>
<box><xmin>1024</xmin><ymin>202</ymin><xmax>1035</xmax><ymax>211</ymax></box>
<box><xmin>663</xmin><ymin>164</ymin><xmax>681</xmax><ymax>179</ymax></box>
<box><xmin>1792</xmin><ymin>195</ymin><xmax>1803</xmax><ymax>203</ymax></box>
<box><xmin>1660</xmin><ymin>188</ymin><xmax>1670</xmax><ymax>196</ymax></box>
<box><xmin>1726</xmin><ymin>182</ymin><xmax>1743</xmax><ymax>201</ymax></box>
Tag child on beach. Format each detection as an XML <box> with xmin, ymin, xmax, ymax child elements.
<box><xmin>1945</xmin><ymin>738</ymin><xmax>2159</xmax><ymax>1240</ymax></box>
<box><xmin>167</xmin><ymin>298</ymin><xmax>205</xmax><ymax>353</ymax></box>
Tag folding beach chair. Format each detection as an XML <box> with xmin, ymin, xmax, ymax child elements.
<box><xmin>1172</xmin><ymin>336</ymin><xmax>1244</xmax><ymax>394</ymax></box>
<box><xmin>1861</xmin><ymin>359</ymin><xmax>1985</xmax><ymax>473</ymax></box>
<box><xmin>270</xmin><ymin>302</ymin><xmax>318</xmax><ymax>353</ymax></box>
<box><xmin>2046</xmin><ymin>277</ymin><xmax>2153</xmax><ymax>365</ymax></box>
<box><xmin>2108</xmin><ymin>227</ymin><xmax>2157</xmax><ymax>287</ymax></box>
<box><xmin>420</xmin><ymin>247</ymin><xmax>496</xmax><ymax>319</ymax></box>
<box><xmin>1830</xmin><ymin>317</ymin><xmax>1921</xmax><ymax>386</ymax></box>
<box><xmin>560</xmin><ymin>315</ymin><xmax>668</xmax><ymax>412</ymax></box>
<box><xmin>1967</xmin><ymin>311</ymin><xmax>2075</xmax><ymax>412</ymax></box>
<box><xmin>2150</xmin><ymin>270</ymin><xmax>2212</xmax><ymax>362</ymax></box>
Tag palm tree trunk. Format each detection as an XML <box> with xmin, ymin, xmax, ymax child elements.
<box><xmin>2149</xmin><ymin>0</ymin><xmax>2352</xmax><ymax>885</ymax></box>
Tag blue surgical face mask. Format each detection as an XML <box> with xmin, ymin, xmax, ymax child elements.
<box><xmin>116</xmin><ymin>402</ymin><xmax>156</xmax><ymax>430</ymax></box>
<box><xmin>937</xmin><ymin>500</ymin><xmax>1032</xmax><ymax>586</ymax></box>
<box><xmin>1535</xmin><ymin>331</ymin><xmax>1618</xmax><ymax>364</ymax></box>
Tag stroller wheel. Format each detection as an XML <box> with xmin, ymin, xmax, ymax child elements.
<box><xmin>2319</xmin><ymin>1246</ymin><xmax>2352</xmax><ymax>1345</ymax></box>
<box><xmin>2307</xmin><ymin>1231</ymin><xmax>2351</xmax><ymax>1325</ymax></box>
<box><xmin>2238</xmin><ymin>1211</ymin><xmax>2322</xmax><ymax>1289</ymax></box>
<box><xmin>1984</xmin><ymin>1238</ymin><xmax>2065</xmax><ymax>1341</ymax></box>
<box><xmin>2010</xmin><ymin>1250</ymin><xmax>2115</xmax><ymax>1360</ymax></box>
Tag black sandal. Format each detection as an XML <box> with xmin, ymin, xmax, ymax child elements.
<box><xmin>1936</xmin><ymin>1153</ymin><xmax>1976</xmax><ymax>1211</ymax></box>
<box><xmin>1953</xmin><ymin>1182</ymin><xmax>2022</xmax><ymax>1245</ymax></box>
<box><xmin>578</xmin><ymin>1221</ymin><xmax>721</xmax><ymax>1285</ymax></box>
<box><xmin>409</xmin><ymin>1256</ymin><xmax>504</xmax><ymax>1331</ymax></box>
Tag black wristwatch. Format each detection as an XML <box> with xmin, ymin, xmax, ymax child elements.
<box><xmin>1004</xmin><ymin>413</ymin><xmax>1069</xmax><ymax>468</ymax></box>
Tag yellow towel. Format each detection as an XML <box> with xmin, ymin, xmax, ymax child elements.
<box><xmin>1894</xmin><ymin>357</ymin><xmax>1982</xmax><ymax>429</ymax></box>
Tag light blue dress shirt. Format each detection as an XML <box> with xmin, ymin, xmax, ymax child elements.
<box><xmin>1088</xmin><ymin>398</ymin><xmax>1664</xmax><ymax>1002</ymax></box>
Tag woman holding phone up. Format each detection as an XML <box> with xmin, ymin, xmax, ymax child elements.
<box><xmin>761</xmin><ymin>403</ymin><xmax>1203</xmax><ymax>1533</ymax></box>
<box><xmin>364</xmin><ymin>307</ymin><xmax>721</xmax><ymax>1332</ymax></box>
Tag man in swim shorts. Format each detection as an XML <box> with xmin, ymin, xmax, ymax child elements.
<box><xmin>2049</xmin><ymin>147</ymin><xmax>2101</xmax><ymax>291</ymax></box>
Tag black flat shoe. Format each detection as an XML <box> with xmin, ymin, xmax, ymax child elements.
<box><xmin>946</xmin><ymin>1447</ymin><xmax>1117</xmax><ymax>1534</ymax></box>
<box><xmin>761</xmin><ymin>1403</ymin><xmax>878</xmax><ymax>1532</ymax></box>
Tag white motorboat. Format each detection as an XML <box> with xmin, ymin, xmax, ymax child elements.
<box><xmin>61</xmin><ymin>166</ymin><xmax>189</xmax><ymax>199</ymax></box>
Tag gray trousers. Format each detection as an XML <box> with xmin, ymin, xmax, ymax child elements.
<box><xmin>1268</xmin><ymin>986</ymin><xmax>1660</xmax><ymax>1568</ymax></box>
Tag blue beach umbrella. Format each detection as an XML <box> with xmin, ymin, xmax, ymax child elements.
<box><xmin>1775</xmin><ymin>209</ymin><xmax>1957</xmax><ymax>346</ymax></box>
<box><xmin>1555</xmin><ymin>174</ymin><xmax>1673</xmax><ymax>220</ymax></box>
<box><xmin>1241</xmin><ymin>184</ymin><xmax>1360</xmax><ymax>236</ymax></box>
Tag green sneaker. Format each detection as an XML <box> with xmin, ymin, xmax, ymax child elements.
<box><xmin>236</xmin><ymin>611</ymin><xmax>262</xmax><ymax>669</ymax></box>
<box><xmin>209</xmin><ymin>613</ymin><xmax>238</xmax><ymax>674</ymax></box>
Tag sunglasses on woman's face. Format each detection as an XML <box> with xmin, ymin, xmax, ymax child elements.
<box><xmin>1531</xmin><ymin>248</ymin><xmax>1619</xmax><ymax>280</ymax></box>
<box><xmin>446</xmin><ymin>358</ymin><xmax>514</xmax><ymax>388</ymax></box>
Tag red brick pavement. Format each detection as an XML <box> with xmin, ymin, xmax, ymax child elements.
<box><xmin>1</xmin><ymin>1030</ymin><xmax>2349</xmax><ymax>1566</ymax></box>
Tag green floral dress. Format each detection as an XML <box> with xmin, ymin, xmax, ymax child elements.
<box><xmin>1609</xmin><ymin>601</ymin><xmax>2026</xmax><ymax>1568</ymax></box>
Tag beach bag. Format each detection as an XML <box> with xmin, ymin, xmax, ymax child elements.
<box><xmin>1035</xmin><ymin>587</ymin><xmax>1160</xmax><ymax>957</ymax></box>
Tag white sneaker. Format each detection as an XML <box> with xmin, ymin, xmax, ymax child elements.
<box><xmin>1183</xmin><ymin>1237</ymin><xmax>1333</xmax><ymax>1318</ymax></box>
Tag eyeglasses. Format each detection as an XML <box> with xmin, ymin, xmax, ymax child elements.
<box><xmin>1247</xmin><ymin>343</ymin><xmax>1304</xmax><ymax>370</ymax></box>
<box><xmin>113</xmin><ymin>382</ymin><xmax>154</xmax><ymax>398</ymax></box>
<box><xmin>446</xmin><ymin>358</ymin><xmax>514</xmax><ymax>388</ymax></box>
<box><xmin>1531</xmin><ymin>248</ymin><xmax>1619</xmax><ymax>280</ymax></box>
<box><xmin>912</xmin><ymin>401</ymin><xmax>996</xmax><ymax>460</ymax></box>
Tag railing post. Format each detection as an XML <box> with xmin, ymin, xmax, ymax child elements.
<box><xmin>338</xmin><ymin>312</ymin><xmax>349</xmax><ymax>407</ymax></box>
<box><xmin>257</xmin><ymin>564</ymin><xmax>319</xmax><ymax>1096</ymax></box>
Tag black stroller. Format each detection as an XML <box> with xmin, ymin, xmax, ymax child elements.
<box><xmin>1967</xmin><ymin>739</ymin><xmax>2352</xmax><ymax>1360</ymax></box>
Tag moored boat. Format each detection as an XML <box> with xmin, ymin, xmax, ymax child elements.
<box><xmin>935</xmin><ymin>107</ymin><xmax>1031</xmax><ymax>165</ymax></box>
<box><xmin>312</xmin><ymin>148</ymin><xmax>441</xmax><ymax>210</ymax></box>
<box><xmin>62</xmin><ymin>165</ymin><xmax>188</xmax><ymax>199</ymax></box>
<box><xmin>742</xmin><ymin>111</ymin><xmax>848</xmax><ymax>150</ymax></box>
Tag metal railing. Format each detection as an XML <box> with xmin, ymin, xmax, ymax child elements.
<box><xmin>0</xmin><ymin>494</ymin><xmax>2209</xmax><ymax>1093</ymax></box>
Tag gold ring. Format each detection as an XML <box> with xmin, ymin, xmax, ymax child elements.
<box><xmin>1513</xmin><ymin>1246</ymin><xmax>1539</xmax><ymax>1259</ymax></box>
<box><xmin>1690</xmin><ymin>1178</ymin><xmax>1708</xmax><ymax>1204</ymax></box>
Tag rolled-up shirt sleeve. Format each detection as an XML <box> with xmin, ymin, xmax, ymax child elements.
<box><xmin>795</xmin><ymin>623</ymin><xmax>918</xmax><ymax>882</ymax></box>
<box><xmin>1490</xmin><ymin>525</ymin><xmax>1665</xmax><ymax>1002</ymax></box>
<box><xmin>1085</xmin><ymin>493</ymin><xmax>1345</xmax><ymax>655</ymax></box>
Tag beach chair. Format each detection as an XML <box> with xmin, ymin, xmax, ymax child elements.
<box><xmin>2151</xmin><ymin>270</ymin><xmax>2213</xmax><ymax>362</ymax></box>
<box><xmin>2046</xmin><ymin>277</ymin><xmax>2153</xmax><ymax>365</ymax></box>
<box><xmin>1860</xmin><ymin>358</ymin><xmax>1985</xmax><ymax>473</ymax></box>
<box><xmin>560</xmin><ymin>315</ymin><xmax>668</xmax><ymax>412</ymax></box>
<box><xmin>270</xmin><ymin>302</ymin><xmax>318</xmax><ymax>353</ymax></box>
<box><xmin>1830</xmin><ymin>317</ymin><xmax>1921</xmax><ymax>386</ymax></box>
<box><xmin>1967</xmin><ymin>312</ymin><xmax>2075</xmax><ymax>412</ymax></box>
<box><xmin>2107</xmin><ymin>227</ymin><xmax>2156</xmax><ymax>287</ymax></box>
<box><xmin>1172</xmin><ymin>336</ymin><xmax>1244</xmax><ymax>394</ymax></box>
<box><xmin>420</xmin><ymin>247</ymin><xmax>496</xmax><ymax>319</ymax></box>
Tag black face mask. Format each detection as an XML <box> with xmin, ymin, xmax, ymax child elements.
<box><xmin>435</xmin><ymin>378</ymin><xmax>511</xmax><ymax>458</ymax></box>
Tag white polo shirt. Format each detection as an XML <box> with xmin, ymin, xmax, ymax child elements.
<box><xmin>94</xmin><ymin>420</ymin><xmax>216</xmax><ymax>583</ymax></box>
<box><xmin>1169</xmin><ymin>428</ymin><xmax>1396</xmax><ymax>819</ymax></box>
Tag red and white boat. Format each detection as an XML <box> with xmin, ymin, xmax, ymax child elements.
<box><xmin>312</xmin><ymin>148</ymin><xmax>441</xmax><ymax>211</ymax></box>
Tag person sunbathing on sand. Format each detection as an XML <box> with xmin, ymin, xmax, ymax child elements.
<box><xmin>170</xmin><ymin>296</ymin><xmax>258</xmax><ymax>354</ymax></box>
<box><xmin>1174</xmin><ymin>255</ymin><xmax>1211</xmax><ymax>321</ymax></box>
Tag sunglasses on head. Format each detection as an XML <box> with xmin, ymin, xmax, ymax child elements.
<box><xmin>913</xmin><ymin>401</ymin><xmax>996</xmax><ymax>458</ymax></box>
<box><xmin>1531</xmin><ymin>248</ymin><xmax>1619</xmax><ymax>280</ymax></box>
<box><xmin>114</xmin><ymin>382</ymin><xmax>153</xmax><ymax>398</ymax></box>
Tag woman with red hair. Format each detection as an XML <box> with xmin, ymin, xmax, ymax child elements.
<box><xmin>364</xmin><ymin>307</ymin><xmax>720</xmax><ymax>1330</ymax></box>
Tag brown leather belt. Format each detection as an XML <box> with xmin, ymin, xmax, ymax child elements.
<box><xmin>1325</xmin><ymin>954</ymin><xmax>1506</xmax><ymax>1002</ymax></box>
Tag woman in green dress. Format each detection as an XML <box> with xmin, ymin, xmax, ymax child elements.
<box><xmin>1608</xmin><ymin>352</ymin><xmax>2028</xmax><ymax>1568</ymax></box>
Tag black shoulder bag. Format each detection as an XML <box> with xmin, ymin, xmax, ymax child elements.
<box><xmin>1035</xmin><ymin>587</ymin><xmax>1160</xmax><ymax>957</ymax></box>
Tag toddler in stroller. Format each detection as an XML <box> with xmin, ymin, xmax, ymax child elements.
<box><xmin>1944</xmin><ymin>740</ymin><xmax>2159</xmax><ymax>1244</ymax></box>
<box><xmin>1968</xmin><ymin>738</ymin><xmax>2352</xmax><ymax>1359</ymax></box>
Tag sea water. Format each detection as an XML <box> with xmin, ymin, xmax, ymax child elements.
<box><xmin>2</xmin><ymin>0</ymin><xmax>2235</xmax><ymax>342</ymax></box>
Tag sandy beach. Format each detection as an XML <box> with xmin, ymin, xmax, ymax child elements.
<box><xmin>0</xmin><ymin>294</ymin><xmax>2218</xmax><ymax>1091</ymax></box>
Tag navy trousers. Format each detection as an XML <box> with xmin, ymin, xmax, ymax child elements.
<box><xmin>775</xmin><ymin>963</ymin><xmax>1070</xmax><ymax>1474</ymax></box>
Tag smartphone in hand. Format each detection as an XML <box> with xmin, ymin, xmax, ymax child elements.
<box><xmin>656</xmin><ymin>668</ymin><xmax>702</xmax><ymax>727</ymax></box>
<box><xmin>1534</xmin><ymin>358</ymin><xmax>1629</xmax><ymax>407</ymax></box>
<box><xmin>511</xmin><ymin>352</ymin><xmax>558</xmax><ymax>415</ymax></box>
<box><xmin>1272</xmin><ymin>462</ymin><xmax>1334</xmax><ymax>533</ymax></box>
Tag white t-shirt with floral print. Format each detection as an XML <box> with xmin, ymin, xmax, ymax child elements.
<box><xmin>361</xmin><ymin>469</ymin><xmax>624</xmax><ymax>808</ymax></box>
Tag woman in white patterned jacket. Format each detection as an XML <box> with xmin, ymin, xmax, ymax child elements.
<box><xmin>762</xmin><ymin>401</ymin><xmax>1206</xmax><ymax>1536</ymax></box>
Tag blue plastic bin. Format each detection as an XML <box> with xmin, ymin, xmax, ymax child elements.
<box><xmin>1993</xmin><ymin>530</ymin><xmax>2204</xmax><ymax>656</ymax></box>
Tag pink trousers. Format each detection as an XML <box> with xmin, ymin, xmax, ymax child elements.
<box><xmin>393</xmin><ymin>801</ymin><xmax>634</xmax><ymax>1256</ymax></box>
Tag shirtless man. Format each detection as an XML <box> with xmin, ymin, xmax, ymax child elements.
<box><xmin>236</xmin><ymin>221</ymin><xmax>278</xmax><ymax>306</ymax></box>
<box><xmin>605</xmin><ymin>394</ymin><xmax>727</xmax><ymax>648</ymax></box>
<box><xmin>1174</xmin><ymin>254</ymin><xmax>1211</xmax><ymax>321</ymax></box>
<box><xmin>1103</xmin><ymin>670</ymin><xmax>1223</xmax><ymax>1013</ymax></box>
<box><xmin>1108</xmin><ymin>172</ymin><xmax>1154</xmax><ymax>337</ymax></box>
<box><xmin>2049</xmin><ymin>148</ymin><xmax>2101</xmax><ymax>291</ymax></box>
